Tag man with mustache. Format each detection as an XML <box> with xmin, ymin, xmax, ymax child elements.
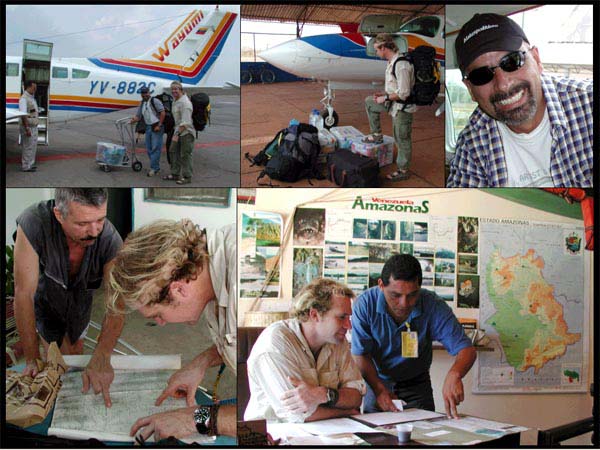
<box><xmin>351</xmin><ymin>254</ymin><xmax>476</xmax><ymax>419</ymax></box>
<box><xmin>13</xmin><ymin>188</ymin><xmax>122</xmax><ymax>378</ymax></box>
<box><xmin>447</xmin><ymin>13</ymin><xmax>593</xmax><ymax>187</ymax></box>
<box><xmin>245</xmin><ymin>278</ymin><xmax>365</xmax><ymax>423</ymax></box>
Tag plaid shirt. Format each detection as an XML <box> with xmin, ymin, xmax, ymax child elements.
<box><xmin>447</xmin><ymin>75</ymin><xmax>593</xmax><ymax>187</ymax></box>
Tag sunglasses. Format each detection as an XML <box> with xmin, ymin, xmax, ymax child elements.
<box><xmin>464</xmin><ymin>49</ymin><xmax>531</xmax><ymax>86</ymax></box>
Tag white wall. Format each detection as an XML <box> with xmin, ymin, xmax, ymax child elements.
<box><xmin>6</xmin><ymin>188</ymin><xmax>54</xmax><ymax>245</ymax></box>
<box><xmin>132</xmin><ymin>188</ymin><xmax>235</xmax><ymax>230</ymax></box>
<box><xmin>239</xmin><ymin>188</ymin><xmax>594</xmax><ymax>445</ymax></box>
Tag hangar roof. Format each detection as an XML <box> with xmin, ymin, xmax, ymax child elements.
<box><xmin>241</xmin><ymin>4</ymin><xmax>444</xmax><ymax>27</ymax></box>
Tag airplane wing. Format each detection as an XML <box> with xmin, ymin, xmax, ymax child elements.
<box><xmin>445</xmin><ymin>5</ymin><xmax>541</xmax><ymax>70</ymax></box>
<box><xmin>6</xmin><ymin>109</ymin><xmax>28</xmax><ymax>124</ymax></box>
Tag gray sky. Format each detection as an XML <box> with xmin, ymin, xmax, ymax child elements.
<box><xmin>6</xmin><ymin>4</ymin><xmax>240</xmax><ymax>58</ymax></box>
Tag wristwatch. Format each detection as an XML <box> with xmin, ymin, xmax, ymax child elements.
<box><xmin>193</xmin><ymin>406</ymin><xmax>211</xmax><ymax>435</ymax></box>
<box><xmin>324</xmin><ymin>388</ymin><xmax>339</xmax><ymax>407</ymax></box>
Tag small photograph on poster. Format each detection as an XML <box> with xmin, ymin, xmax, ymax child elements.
<box><xmin>435</xmin><ymin>259</ymin><xmax>455</xmax><ymax>273</ymax></box>
<box><xmin>293</xmin><ymin>248</ymin><xmax>323</xmax><ymax>297</ymax></box>
<box><xmin>435</xmin><ymin>247</ymin><xmax>455</xmax><ymax>259</ymax></box>
<box><xmin>434</xmin><ymin>272</ymin><xmax>455</xmax><ymax>287</ymax></box>
<box><xmin>457</xmin><ymin>274</ymin><xmax>480</xmax><ymax>308</ymax></box>
<box><xmin>348</xmin><ymin>242</ymin><xmax>369</xmax><ymax>291</ymax></box>
<box><xmin>458</xmin><ymin>254</ymin><xmax>478</xmax><ymax>274</ymax></box>
<box><xmin>422</xmin><ymin>272</ymin><xmax>434</xmax><ymax>286</ymax></box>
<box><xmin>400</xmin><ymin>221</ymin><xmax>414</xmax><ymax>241</ymax></box>
<box><xmin>294</xmin><ymin>208</ymin><xmax>325</xmax><ymax>246</ymax></box>
<box><xmin>413</xmin><ymin>244</ymin><xmax>434</xmax><ymax>258</ymax></box>
<box><xmin>369</xmin><ymin>244</ymin><xmax>393</xmax><ymax>287</ymax></box>
<box><xmin>324</xmin><ymin>272</ymin><xmax>346</xmax><ymax>282</ymax></box>
<box><xmin>240</xmin><ymin>253</ymin><xmax>268</xmax><ymax>297</ymax></box>
<box><xmin>255</xmin><ymin>221</ymin><xmax>281</xmax><ymax>247</ymax></box>
<box><xmin>458</xmin><ymin>216</ymin><xmax>479</xmax><ymax>253</ymax></box>
<box><xmin>325</xmin><ymin>241</ymin><xmax>346</xmax><ymax>256</ymax></box>
<box><xmin>399</xmin><ymin>242</ymin><xmax>414</xmax><ymax>255</ymax></box>
<box><xmin>368</xmin><ymin>220</ymin><xmax>382</xmax><ymax>240</ymax></box>
<box><xmin>418</xmin><ymin>258</ymin><xmax>434</xmax><ymax>274</ymax></box>
<box><xmin>435</xmin><ymin>287</ymin><xmax>455</xmax><ymax>303</ymax></box>
<box><xmin>240</xmin><ymin>212</ymin><xmax>282</xmax><ymax>299</ymax></box>
<box><xmin>353</xmin><ymin>219</ymin><xmax>367</xmax><ymax>239</ymax></box>
<box><xmin>324</xmin><ymin>258</ymin><xmax>345</xmax><ymax>270</ymax></box>
<box><xmin>382</xmin><ymin>220</ymin><xmax>396</xmax><ymax>241</ymax></box>
<box><xmin>414</xmin><ymin>222</ymin><xmax>428</xmax><ymax>242</ymax></box>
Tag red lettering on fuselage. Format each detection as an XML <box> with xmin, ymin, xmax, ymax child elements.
<box><xmin>153</xmin><ymin>11</ymin><xmax>203</xmax><ymax>61</ymax></box>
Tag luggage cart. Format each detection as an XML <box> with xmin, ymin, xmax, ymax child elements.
<box><xmin>96</xmin><ymin>117</ymin><xmax>142</xmax><ymax>173</ymax></box>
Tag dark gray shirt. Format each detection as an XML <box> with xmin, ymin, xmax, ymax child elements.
<box><xmin>16</xmin><ymin>200</ymin><xmax>122</xmax><ymax>345</ymax></box>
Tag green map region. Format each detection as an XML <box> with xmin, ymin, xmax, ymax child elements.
<box><xmin>486</xmin><ymin>249</ymin><xmax>581</xmax><ymax>373</ymax></box>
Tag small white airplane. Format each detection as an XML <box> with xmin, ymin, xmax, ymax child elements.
<box><xmin>6</xmin><ymin>8</ymin><xmax>239</xmax><ymax>124</ymax></box>
<box><xmin>259</xmin><ymin>15</ymin><xmax>445</xmax><ymax>127</ymax></box>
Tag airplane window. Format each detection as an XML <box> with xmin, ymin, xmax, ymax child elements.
<box><xmin>52</xmin><ymin>67</ymin><xmax>68</xmax><ymax>79</ymax></box>
<box><xmin>6</xmin><ymin>63</ymin><xmax>19</xmax><ymax>77</ymax></box>
<box><xmin>445</xmin><ymin>69</ymin><xmax>478</xmax><ymax>164</ymax></box>
<box><xmin>398</xmin><ymin>16</ymin><xmax>440</xmax><ymax>38</ymax></box>
<box><xmin>72</xmin><ymin>69</ymin><xmax>90</xmax><ymax>79</ymax></box>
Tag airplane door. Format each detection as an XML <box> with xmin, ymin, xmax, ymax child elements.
<box><xmin>22</xmin><ymin>39</ymin><xmax>52</xmax><ymax>145</ymax></box>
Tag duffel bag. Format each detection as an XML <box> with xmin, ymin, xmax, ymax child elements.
<box><xmin>326</xmin><ymin>149</ymin><xmax>380</xmax><ymax>187</ymax></box>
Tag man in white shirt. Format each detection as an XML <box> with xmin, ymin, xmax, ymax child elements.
<box><xmin>131</xmin><ymin>87</ymin><xmax>165</xmax><ymax>177</ymax></box>
<box><xmin>245</xmin><ymin>278</ymin><xmax>365</xmax><ymax>423</ymax></box>
<box><xmin>363</xmin><ymin>33</ymin><xmax>416</xmax><ymax>182</ymax></box>
<box><xmin>18</xmin><ymin>80</ymin><xmax>40</xmax><ymax>172</ymax></box>
<box><xmin>83</xmin><ymin>220</ymin><xmax>236</xmax><ymax>440</ymax></box>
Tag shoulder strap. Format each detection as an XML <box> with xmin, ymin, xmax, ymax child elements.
<box><xmin>149</xmin><ymin>97</ymin><xmax>162</xmax><ymax>116</ymax></box>
<box><xmin>391</xmin><ymin>54</ymin><xmax>408</xmax><ymax>80</ymax></box>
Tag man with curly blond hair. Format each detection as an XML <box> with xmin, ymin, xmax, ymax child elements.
<box><xmin>245</xmin><ymin>278</ymin><xmax>365</xmax><ymax>423</ymax></box>
<box><xmin>84</xmin><ymin>219</ymin><xmax>236</xmax><ymax>440</ymax></box>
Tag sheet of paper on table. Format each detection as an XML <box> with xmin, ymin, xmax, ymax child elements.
<box><xmin>49</xmin><ymin>361</ymin><xmax>214</xmax><ymax>444</ymax></box>
<box><xmin>435</xmin><ymin>416</ymin><xmax>528</xmax><ymax>435</ymax></box>
<box><xmin>352</xmin><ymin>408</ymin><xmax>445</xmax><ymax>426</ymax></box>
<box><xmin>298</xmin><ymin>417</ymin><xmax>379</xmax><ymax>435</ymax></box>
<box><xmin>62</xmin><ymin>354</ymin><xmax>181</xmax><ymax>370</ymax></box>
<box><xmin>267</xmin><ymin>417</ymin><xmax>377</xmax><ymax>439</ymax></box>
<box><xmin>287</xmin><ymin>433</ymin><xmax>366</xmax><ymax>446</ymax></box>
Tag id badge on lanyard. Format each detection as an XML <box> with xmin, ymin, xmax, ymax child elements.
<box><xmin>401</xmin><ymin>322</ymin><xmax>418</xmax><ymax>358</ymax></box>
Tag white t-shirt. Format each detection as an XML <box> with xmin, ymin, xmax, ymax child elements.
<box><xmin>498</xmin><ymin>108</ymin><xmax>553</xmax><ymax>187</ymax></box>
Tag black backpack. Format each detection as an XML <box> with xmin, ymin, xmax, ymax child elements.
<box><xmin>326</xmin><ymin>148</ymin><xmax>380</xmax><ymax>187</ymax></box>
<box><xmin>244</xmin><ymin>128</ymin><xmax>286</xmax><ymax>167</ymax></box>
<box><xmin>135</xmin><ymin>95</ymin><xmax>175</xmax><ymax>134</ymax></box>
<box><xmin>191</xmin><ymin>92</ymin><xmax>211</xmax><ymax>133</ymax></box>
<box><xmin>255</xmin><ymin>123</ymin><xmax>323</xmax><ymax>185</ymax></box>
<box><xmin>392</xmin><ymin>45</ymin><xmax>441</xmax><ymax>109</ymax></box>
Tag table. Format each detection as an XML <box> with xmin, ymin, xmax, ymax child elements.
<box><xmin>267</xmin><ymin>410</ymin><xmax>524</xmax><ymax>446</ymax></box>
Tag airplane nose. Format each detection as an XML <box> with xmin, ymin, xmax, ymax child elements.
<box><xmin>258</xmin><ymin>39</ymin><xmax>300</xmax><ymax>72</ymax></box>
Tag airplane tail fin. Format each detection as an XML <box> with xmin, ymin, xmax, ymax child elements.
<box><xmin>89</xmin><ymin>9</ymin><xmax>237</xmax><ymax>85</ymax></box>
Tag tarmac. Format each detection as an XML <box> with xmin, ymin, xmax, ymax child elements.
<box><xmin>5</xmin><ymin>93</ymin><xmax>241</xmax><ymax>188</ymax></box>
<box><xmin>241</xmin><ymin>81</ymin><xmax>445</xmax><ymax>188</ymax></box>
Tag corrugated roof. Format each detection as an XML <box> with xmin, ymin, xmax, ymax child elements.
<box><xmin>241</xmin><ymin>4</ymin><xmax>444</xmax><ymax>27</ymax></box>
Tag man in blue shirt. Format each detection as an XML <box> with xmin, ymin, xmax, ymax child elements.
<box><xmin>351</xmin><ymin>254</ymin><xmax>476</xmax><ymax>419</ymax></box>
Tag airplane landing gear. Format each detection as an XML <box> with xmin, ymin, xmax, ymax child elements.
<box><xmin>320</xmin><ymin>81</ymin><xmax>339</xmax><ymax>129</ymax></box>
<box><xmin>321</xmin><ymin>109</ymin><xmax>339</xmax><ymax>129</ymax></box>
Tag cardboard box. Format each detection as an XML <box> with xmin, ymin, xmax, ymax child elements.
<box><xmin>318</xmin><ymin>128</ymin><xmax>337</xmax><ymax>155</ymax></box>
<box><xmin>329</xmin><ymin>126</ymin><xmax>364</xmax><ymax>149</ymax></box>
<box><xmin>351</xmin><ymin>135</ymin><xmax>395</xmax><ymax>167</ymax></box>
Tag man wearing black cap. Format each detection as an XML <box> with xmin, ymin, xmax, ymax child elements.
<box><xmin>447</xmin><ymin>13</ymin><xmax>593</xmax><ymax>188</ymax></box>
<box><xmin>131</xmin><ymin>88</ymin><xmax>165</xmax><ymax>177</ymax></box>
